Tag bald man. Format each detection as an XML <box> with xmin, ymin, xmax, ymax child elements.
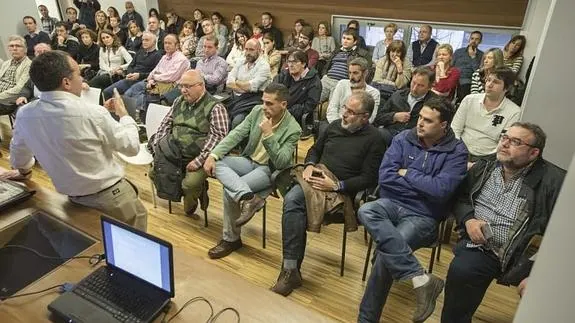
<box><xmin>148</xmin><ymin>70</ymin><xmax>229</xmax><ymax>217</ymax></box>
<box><xmin>225</xmin><ymin>38</ymin><xmax>272</xmax><ymax>128</ymax></box>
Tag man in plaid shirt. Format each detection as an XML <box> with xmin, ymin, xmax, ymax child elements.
<box><xmin>442</xmin><ymin>122</ymin><xmax>566</xmax><ymax>322</ymax></box>
<box><xmin>38</xmin><ymin>5</ymin><xmax>59</xmax><ymax>36</ymax></box>
<box><xmin>148</xmin><ymin>70</ymin><xmax>229</xmax><ymax>217</ymax></box>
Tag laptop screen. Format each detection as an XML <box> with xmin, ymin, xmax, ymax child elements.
<box><xmin>102</xmin><ymin>219</ymin><xmax>172</xmax><ymax>294</ymax></box>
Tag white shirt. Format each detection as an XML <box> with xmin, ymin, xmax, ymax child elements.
<box><xmin>227</xmin><ymin>55</ymin><xmax>271</xmax><ymax>95</ymax></box>
<box><xmin>326</xmin><ymin>79</ymin><xmax>381</xmax><ymax>123</ymax></box>
<box><xmin>10</xmin><ymin>91</ymin><xmax>140</xmax><ymax>196</ymax></box>
<box><xmin>451</xmin><ymin>93</ymin><xmax>521</xmax><ymax>156</ymax></box>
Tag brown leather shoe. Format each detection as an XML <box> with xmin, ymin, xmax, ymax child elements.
<box><xmin>235</xmin><ymin>195</ymin><xmax>266</xmax><ymax>227</ymax></box>
<box><xmin>270</xmin><ymin>268</ymin><xmax>302</xmax><ymax>296</ymax></box>
<box><xmin>208</xmin><ymin>239</ymin><xmax>242</xmax><ymax>259</ymax></box>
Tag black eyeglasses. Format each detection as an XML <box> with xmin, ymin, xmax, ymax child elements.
<box><xmin>499</xmin><ymin>134</ymin><xmax>537</xmax><ymax>148</ymax></box>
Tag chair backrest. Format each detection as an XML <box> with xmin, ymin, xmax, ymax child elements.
<box><xmin>146</xmin><ymin>103</ymin><xmax>171</xmax><ymax>139</ymax></box>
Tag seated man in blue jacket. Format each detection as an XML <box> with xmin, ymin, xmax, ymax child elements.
<box><xmin>358</xmin><ymin>98</ymin><xmax>468</xmax><ymax>323</ymax></box>
<box><xmin>441</xmin><ymin>122</ymin><xmax>566</xmax><ymax>323</ymax></box>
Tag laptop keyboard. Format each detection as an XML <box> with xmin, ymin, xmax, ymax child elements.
<box><xmin>74</xmin><ymin>267</ymin><xmax>165</xmax><ymax>322</ymax></box>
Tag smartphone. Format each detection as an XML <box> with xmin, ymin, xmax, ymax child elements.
<box><xmin>311</xmin><ymin>170</ymin><xmax>324</xmax><ymax>178</ymax></box>
<box><xmin>481</xmin><ymin>222</ymin><xmax>493</xmax><ymax>241</ymax></box>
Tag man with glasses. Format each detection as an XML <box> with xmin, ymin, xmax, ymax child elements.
<box><xmin>0</xmin><ymin>36</ymin><xmax>32</xmax><ymax>116</ymax></box>
<box><xmin>148</xmin><ymin>69</ymin><xmax>229</xmax><ymax>218</ymax></box>
<box><xmin>451</xmin><ymin>67</ymin><xmax>520</xmax><ymax>168</ymax></box>
<box><xmin>271</xmin><ymin>91</ymin><xmax>385</xmax><ymax>296</ymax></box>
<box><xmin>441</xmin><ymin>122</ymin><xmax>565</xmax><ymax>322</ymax></box>
<box><xmin>358</xmin><ymin>98</ymin><xmax>468</xmax><ymax>323</ymax></box>
<box><xmin>195</xmin><ymin>19</ymin><xmax>227</xmax><ymax>59</ymax></box>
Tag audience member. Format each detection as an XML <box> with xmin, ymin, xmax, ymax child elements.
<box><xmin>106</xmin><ymin>6</ymin><xmax>120</xmax><ymax>19</ymax></box>
<box><xmin>110</xmin><ymin>16</ymin><xmax>127</xmax><ymax>46</ymax></box>
<box><xmin>196</xmin><ymin>36</ymin><xmax>229</xmax><ymax>93</ymax></box>
<box><xmin>14</xmin><ymin>43</ymin><xmax>52</xmax><ymax>107</ymax></box>
<box><xmin>211</xmin><ymin>12</ymin><xmax>228</xmax><ymax>38</ymax></box>
<box><xmin>0</xmin><ymin>36</ymin><xmax>32</xmax><ymax>115</ymax></box>
<box><xmin>51</xmin><ymin>22</ymin><xmax>80</xmax><ymax>61</ymax></box>
<box><xmin>94</xmin><ymin>10</ymin><xmax>111</xmax><ymax>35</ymax></box>
<box><xmin>148</xmin><ymin>8</ymin><xmax>166</xmax><ymax>30</ymax></box>
<box><xmin>261</xmin><ymin>12</ymin><xmax>284</xmax><ymax>49</ymax></box>
<box><xmin>228</xmin><ymin>14</ymin><xmax>249</xmax><ymax>50</ymax></box>
<box><xmin>64</xmin><ymin>7</ymin><xmax>81</xmax><ymax>36</ymax></box>
<box><xmin>195</xmin><ymin>19</ymin><xmax>227</xmax><ymax>59</ymax></box>
<box><xmin>23</xmin><ymin>16</ymin><xmax>51</xmax><ymax>58</ymax></box>
<box><xmin>74</xmin><ymin>0</ymin><xmax>100</xmax><ymax>30</ymax></box>
<box><xmin>226</xmin><ymin>39</ymin><xmax>271</xmax><ymax>128</ymax></box>
<box><xmin>125</xmin><ymin>21</ymin><xmax>143</xmax><ymax>55</ymax></box>
<box><xmin>441</xmin><ymin>122</ymin><xmax>565</xmax><ymax>323</ymax></box>
<box><xmin>470</xmin><ymin>48</ymin><xmax>505</xmax><ymax>94</ymax></box>
<box><xmin>102</xmin><ymin>31</ymin><xmax>162</xmax><ymax>99</ymax></box>
<box><xmin>166</xmin><ymin>9</ymin><xmax>185</xmax><ymax>35</ymax></box>
<box><xmin>452</xmin><ymin>68</ymin><xmax>521</xmax><ymax>162</ymax></box>
<box><xmin>311</xmin><ymin>21</ymin><xmax>336</xmax><ymax>72</ymax></box>
<box><xmin>8</xmin><ymin>50</ymin><xmax>147</xmax><ymax>230</ymax></box>
<box><xmin>373</xmin><ymin>66</ymin><xmax>438</xmax><ymax>146</ymax></box>
<box><xmin>124</xmin><ymin>34</ymin><xmax>189</xmax><ymax>119</ymax></box>
<box><xmin>204</xmin><ymin>83</ymin><xmax>301</xmax><ymax>259</ymax></box>
<box><xmin>320</xmin><ymin>28</ymin><xmax>372</xmax><ymax>102</ymax></box>
<box><xmin>122</xmin><ymin>1</ymin><xmax>145</xmax><ymax>31</ymax></box>
<box><xmin>226</xmin><ymin>27</ymin><xmax>251</xmax><ymax>71</ymax></box>
<box><xmin>285</xmin><ymin>19</ymin><xmax>306</xmax><ymax>52</ymax></box>
<box><xmin>180</xmin><ymin>21</ymin><xmax>198</xmax><ymax>59</ymax></box>
<box><xmin>453</xmin><ymin>31</ymin><xmax>483</xmax><ymax>102</ymax></box>
<box><xmin>503</xmin><ymin>35</ymin><xmax>526</xmax><ymax>74</ymax></box>
<box><xmin>274</xmin><ymin>50</ymin><xmax>321</xmax><ymax>127</ymax></box>
<box><xmin>192</xmin><ymin>9</ymin><xmax>206</xmax><ymax>38</ymax></box>
<box><xmin>271</xmin><ymin>91</ymin><xmax>386</xmax><ymax>296</ymax></box>
<box><xmin>148</xmin><ymin>70</ymin><xmax>229</xmax><ymax>217</ymax></box>
<box><xmin>38</xmin><ymin>5</ymin><xmax>59</xmax><ymax>35</ymax></box>
<box><xmin>148</xmin><ymin>16</ymin><xmax>167</xmax><ymax>51</ymax></box>
<box><xmin>251</xmin><ymin>23</ymin><xmax>264</xmax><ymax>48</ymax></box>
<box><xmin>407</xmin><ymin>24</ymin><xmax>438</xmax><ymax>67</ymax></box>
<box><xmin>295</xmin><ymin>25</ymin><xmax>319</xmax><ymax>69</ymax></box>
<box><xmin>76</xmin><ymin>29</ymin><xmax>100</xmax><ymax>79</ymax></box>
<box><xmin>263</xmin><ymin>33</ymin><xmax>281</xmax><ymax>79</ymax></box>
<box><xmin>327</xmin><ymin>58</ymin><xmax>380</xmax><ymax>123</ymax></box>
<box><xmin>347</xmin><ymin>20</ymin><xmax>367</xmax><ymax>50</ymax></box>
<box><xmin>372</xmin><ymin>40</ymin><xmax>412</xmax><ymax>92</ymax></box>
<box><xmin>358</xmin><ymin>98</ymin><xmax>468</xmax><ymax>323</ymax></box>
<box><xmin>431</xmin><ymin>44</ymin><xmax>461</xmax><ymax>100</ymax></box>
<box><xmin>372</xmin><ymin>23</ymin><xmax>398</xmax><ymax>62</ymax></box>
<box><xmin>87</xmin><ymin>30</ymin><xmax>132</xmax><ymax>89</ymax></box>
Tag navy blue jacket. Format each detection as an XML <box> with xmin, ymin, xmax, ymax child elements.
<box><xmin>378</xmin><ymin>127</ymin><xmax>468</xmax><ymax>221</ymax></box>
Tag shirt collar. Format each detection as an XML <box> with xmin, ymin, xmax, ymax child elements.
<box><xmin>39</xmin><ymin>90</ymin><xmax>82</xmax><ymax>102</ymax></box>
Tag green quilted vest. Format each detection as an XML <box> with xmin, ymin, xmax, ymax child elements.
<box><xmin>170</xmin><ymin>93</ymin><xmax>218</xmax><ymax>159</ymax></box>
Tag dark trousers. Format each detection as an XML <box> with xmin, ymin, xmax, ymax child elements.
<box><xmin>456</xmin><ymin>84</ymin><xmax>471</xmax><ymax>105</ymax></box>
<box><xmin>88</xmin><ymin>73</ymin><xmax>113</xmax><ymax>90</ymax></box>
<box><xmin>441</xmin><ymin>240</ymin><xmax>501</xmax><ymax>323</ymax></box>
<box><xmin>281</xmin><ymin>184</ymin><xmax>308</xmax><ymax>269</ymax></box>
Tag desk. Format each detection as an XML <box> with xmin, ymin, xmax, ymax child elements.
<box><xmin>0</xmin><ymin>184</ymin><xmax>335</xmax><ymax>323</ymax></box>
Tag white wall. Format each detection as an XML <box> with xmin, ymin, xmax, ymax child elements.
<box><xmin>519</xmin><ymin>0</ymin><xmax>552</xmax><ymax>80</ymax></box>
<box><xmin>0</xmin><ymin>0</ymin><xmax>41</xmax><ymax>60</ymax></box>
<box><xmin>519</xmin><ymin>0</ymin><xmax>575</xmax><ymax>169</ymax></box>
<box><xmin>514</xmin><ymin>152</ymin><xmax>575</xmax><ymax>322</ymax></box>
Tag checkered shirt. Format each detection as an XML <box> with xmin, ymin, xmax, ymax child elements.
<box><xmin>0</xmin><ymin>59</ymin><xmax>23</xmax><ymax>93</ymax></box>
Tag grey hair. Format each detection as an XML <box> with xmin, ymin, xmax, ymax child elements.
<box><xmin>8</xmin><ymin>35</ymin><xmax>26</xmax><ymax>47</ymax></box>
<box><xmin>141</xmin><ymin>31</ymin><xmax>157</xmax><ymax>44</ymax></box>
<box><xmin>349</xmin><ymin>57</ymin><xmax>369</xmax><ymax>72</ymax></box>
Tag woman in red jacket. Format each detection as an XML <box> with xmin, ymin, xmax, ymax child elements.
<box><xmin>431</xmin><ymin>43</ymin><xmax>460</xmax><ymax>100</ymax></box>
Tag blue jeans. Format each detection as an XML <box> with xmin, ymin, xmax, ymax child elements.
<box><xmin>357</xmin><ymin>198</ymin><xmax>438</xmax><ymax>323</ymax></box>
<box><xmin>215</xmin><ymin>156</ymin><xmax>272</xmax><ymax>242</ymax></box>
<box><xmin>124</xmin><ymin>80</ymin><xmax>147</xmax><ymax>110</ymax></box>
<box><xmin>103</xmin><ymin>79</ymin><xmax>139</xmax><ymax>100</ymax></box>
<box><xmin>281</xmin><ymin>184</ymin><xmax>308</xmax><ymax>268</ymax></box>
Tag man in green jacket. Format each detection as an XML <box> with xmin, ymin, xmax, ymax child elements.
<box><xmin>204</xmin><ymin>83</ymin><xmax>302</xmax><ymax>259</ymax></box>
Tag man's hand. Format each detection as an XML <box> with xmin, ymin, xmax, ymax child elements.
<box><xmin>126</xmin><ymin>73</ymin><xmax>140</xmax><ymax>81</ymax></box>
<box><xmin>203</xmin><ymin>156</ymin><xmax>217</xmax><ymax>177</ymax></box>
<box><xmin>306</xmin><ymin>173</ymin><xmax>338</xmax><ymax>192</ymax></box>
<box><xmin>397</xmin><ymin>168</ymin><xmax>407</xmax><ymax>177</ymax></box>
<box><xmin>104</xmin><ymin>88</ymin><xmax>128</xmax><ymax>118</ymax></box>
<box><xmin>392</xmin><ymin>56</ymin><xmax>403</xmax><ymax>72</ymax></box>
<box><xmin>186</xmin><ymin>160</ymin><xmax>200</xmax><ymax>172</ymax></box>
<box><xmin>113</xmin><ymin>67</ymin><xmax>124</xmax><ymax>76</ymax></box>
<box><xmin>465</xmin><ymin>218</ymin><xmax>487</xmax><ymax>244</ymax></box>
<box><xmin>467</xmin><ymin>161</ymin><xmax>476</xmax><ymax>170</ymax></box>
<box><xmin>259</xmin><ymin>115</ymin><xmax>273</xmax><ymax>137</ymax></box>
<box><xmin>467</xmin><ymin>46</ymin><xmax>477</xmax><ymax>57</ymax></box>
<box><xmin>57</xmin><ymin>35</ymin><xmax>65</xmax><ymax>45</ymax></box>
<box><xmin>15</xmin><ymin>97</ymin><xmax>28</xmax><ymax>105</ymax></box>
<box><xmin>79</xmin><ymin>24</ymin><xmax>87</xmax><ymax>29</ymax></box>
<box><xmin>518</xmin><ymin>278</ymin><xmax>528</xmax><ymax>297</ymax></box>
<box><xmin>436</xmin><ymin>61</ymin><xmax>446</xmax><ymax>78</ymax></box>
<box><xmin>82</xmin><ymin>82</ymin><xmax>90</xmax><ymax>90</ymax></box>
<box><xmin>236</xmin><ymin>80</ymin><xmax>251</xmax><ymax>92</ymax></box>
<box><xmin>146</xmin><ymin>80</ymin><xmax>156</xmax><ymax>90</ymax></box>
<box><xmin>393</xmin><ymin>112</ymin><xmax>410</xmax><ymax>123</ymax></box>
<box><xmin>302</xmin><ymin>165</ymin><xmax>317</xmax><ymax>181</ymax></box>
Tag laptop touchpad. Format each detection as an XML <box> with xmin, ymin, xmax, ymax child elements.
<box><xmin>48</xmin><ymin>291</ymin><xmax>119</xmax><ymax>323</ymax></box>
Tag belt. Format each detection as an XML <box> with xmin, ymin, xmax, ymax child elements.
<box><xmin>69</xmin><ymin>178</ymin><xmax>124</xmax><ymax>198</ymax></box>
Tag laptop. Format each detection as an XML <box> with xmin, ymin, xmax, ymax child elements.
<box><xmin>0</xmin><ymin>179</ymin><xmax>35</xmax><ymax>212</ymax></box>
<box><xmin>48</xmin><ymin>216</ymin><xmax>175</xmax><ymax>323</ymax></box>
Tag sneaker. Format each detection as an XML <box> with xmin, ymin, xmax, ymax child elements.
<box><xmin>235</xmin><ymin>195</ymin><xmax>265</xmax><ymax>227</ymax></box>
<box><xmin>207</xmin><ymin>239</ymin><xmax>242</xmax><ymax>259</ymax></box>
<box><xmin>270</xmin><ymin>268</ymin><xmax>302</xmax><ymax>296</ymax></box>
<box><xmin>412</xmin><ymin>274</ymin><xmax>445</xmax><ymax>322</ymax></box>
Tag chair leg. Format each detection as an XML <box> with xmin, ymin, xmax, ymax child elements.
<box><xmin>204</xmin><ymin>208</ymin><xmax>208</xmax><ymax>227</ymax></box>
<box><xmin>340</xmin><ymin>228</ymin><xmax>347</xmax><ymax>277</ymax></box>
<box><xmin>363</xmin><ymin>227</ymin><xmax>368</xmax><ymax>244</ymax></box>
<box><xmin>168</xmin><ymin>200</ymin><xmax>172</xmax><ymax>214</ymax></box>
<box><xmin>362</xmin><ymin>237</ymin><xmax>374</xmax><ymax>282</ymax></box>
<box><xmin>149</xmin><ymin>177</ymin><xmax>157</xmax><ymax>208</ymax></box>
<box><xmin>294</xmin><ymin>143</ymin><xmax>298</xmax><ymax>163</ymax></box>
<box><xmin>262</xmin><ymin>202</ymin><xmax>267</xmax><ymax>249</ymax></box>
<box><xmin>429</xmin><ymin>246</ymin><xmax>437</xmax><ymax>274</ymax></box>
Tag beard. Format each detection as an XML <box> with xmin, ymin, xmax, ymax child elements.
<box><xmin>341</xmin><ymin>119</ymin><xmax>362</xmax><ymax>133</ymax></box>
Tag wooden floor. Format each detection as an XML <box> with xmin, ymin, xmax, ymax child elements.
<box><xmin>0</xmin><ymin>118</ymin><xmax>519</xmax><ymax>323</ymax></box>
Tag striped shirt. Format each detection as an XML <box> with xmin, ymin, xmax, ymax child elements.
<box><xmin>504</xmin><ymin>55</ymin><xmax>524</xmax><ymax>74</ymax></box>
<box><xmin>41</xmin><ymin>16</ymin><xmax>59</xmax><ymax>34</ymax></box>
<box><xmin>326</xmin><ymin>50</ymin><xmax>350</xmax><ymax>81</ymax></box>
<box><xmin>470</xmin><ymin>69</ymin><xmax>484</xmax><ymax>94</ymax></box>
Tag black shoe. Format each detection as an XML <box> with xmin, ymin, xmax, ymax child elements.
<box><xmin>270</xmin><ymin>268</ymin><xmax>302</xmax><ymax>296</ymax></box>
<box><xmin>208</xmin><ymin>239</ymin><xmax>242</xmax><ymax>259</ymax></box>
<box><xmin>412</xmin><ymin>274</ymin><xmax>445</xmax><ymax>322</ymax></box>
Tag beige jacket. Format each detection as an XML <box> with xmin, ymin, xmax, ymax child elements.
<box><xmin>0</xmin><ymin>57</ymin><xmax>32</xmax><ymax>103</ymax></box>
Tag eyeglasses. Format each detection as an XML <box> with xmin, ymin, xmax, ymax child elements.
<box><xmin>341</xmin><ymin>105</ymin><xmax>367</xmax><ymax>117</ymax></box>
<box><xmin>499</xmin><ymin>134</ymin><xmax>537</xmax><ymax>148</ymax></box>
<box><xmin>177</xmin><ymin>82</ymin><xmax>202</xmax><ymax>90</ymax></box>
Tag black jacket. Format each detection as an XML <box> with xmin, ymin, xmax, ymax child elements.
<box><xmin>77</xmin><ymin>43</ymin><xmax>100</xmax><ymax>71</ymax></box>
<box><xmin>453</xmin><ymin>158</ymin><xmax>566</xmax><ymax>285</ymax></box>
<box><xmin>274</xmin><ymin>68</ymin><xmax>321</xmax><ymax>123</ymax></box>
<box><xmin>127</xmin><ymin>48</ymin><xmax>163</xmax><ymax>80</ymax></box>
<box><xmin>24</xmin><ymin>31</ymin><xmax>51</xmax><ymax>57</ymax></box>
<box><xmin>125</xmin><ymin>36</ymin><xmax>142</xmax><ymax>54</ymax></box>
<box><xmin>74</xmin><ymin>0</ymin><xmax>100</xmax><ymax>30</ymax></box>
<box><xmin>262</xmin><ymin>25</ymin><xmax>284</xmax><ymax>50</ymax></box>
<box><xmin>373</xmin><ymin>88</ymin><xmax>437</xmax><ymax>133</ymax></box>
<box><xmin>166</xmin><ymin>16</ymin><xmax>185</xmax><ymax>35</ymax></box>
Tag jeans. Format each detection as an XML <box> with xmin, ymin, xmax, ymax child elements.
<box><xmin>358</xmin><ymin>198</ymin><xmax>438</xmax><ymax>323</ymax></box>
<box><xmin>441</xmin><ymin>240</ymin><xmax>501</xmax><ymax>323</ymax></box>
<box><xmin>124</xmin><ymin>80</ymin><xmax>147</xmax><ymax>110</ymax></box>
<box><xmin>320</xmin><ymin>75</ymin><xmax>339</xmax><ymax>102</ymax></box>
<box><xmin>281</xmin><ymin>184</ymin><xmax>308</xmax><ymax>268</ymax></box>
<box><xmin>215</xmin><ymin>156</ymin><xmax>272</xmax><ymax>242</ymax></box>
<box><xmin>103</xmin><ymin>79</ymin><xmax>139</xmax><ymax>100</ymax></box>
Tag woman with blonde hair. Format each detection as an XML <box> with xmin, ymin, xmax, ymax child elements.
<box><xmin>125</xmin><ymin>21</ymin><xmax>143</xmax><ymax>55</ymax></box>
<box><xmin>372</xmin><ymin>22</ymin><xmax>398</xmax><ymax>61</ymax></box>
<box><xmin>372</xmin><ymin>40</ymin><xmax>412</xmax><ymax>90</ymax></box>
<box><xmin>94</xmin><ymin>10</ymin><xmax>110</xmax><ymax>36</ymax></box>
<box><xmin>431</xmin><ymin>43</ymin><xmax>461</xmax><ymax>99</ymax></box>
<box><xmin>470</xmin><ymin>48</ymin><xmax>505</xmax><ymax>94</ymax></box>
<box><xmin>179</xmin><ymin>21</ymin><xmax>198</xmax><ymax>59</ymax></box>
